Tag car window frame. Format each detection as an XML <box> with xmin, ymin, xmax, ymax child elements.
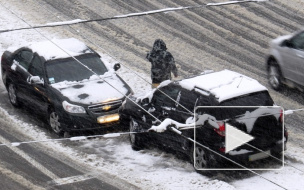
<box><xmin>176</xmin><ymin>88</ymin><xmax>199</xmax><ymax>112</ymax></box>
<box><xmin>13</xmin><ymin>49</ymin><xmax>34</xmax><ymax>71</ymax></box>
<box><xmin>151</xmin><ymin>84</ymin><xmax>181</xmax><ymax>109</ymax></box>
<box><xmin>28</xmin><ymin>53</ymin><xmax>45</xmax><ymax>79</ymax></box>
<box><xmin>289</xmin><ymin>31</ymin><xmax>304</xmax><ymax>50</ymax></box>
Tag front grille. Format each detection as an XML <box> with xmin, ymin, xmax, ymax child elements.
<box><xmin>87</xmin><ymin>100</ymin><xmax>122</xmax><ymax>114</ymax></box>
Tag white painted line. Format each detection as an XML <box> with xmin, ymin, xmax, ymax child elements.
<box><xmin>0</xmin><ymin>135</ymin><xmax>59</xmax><ymax>180</ymax></box>
<box><xmin>0</xmin><ymin>162</ymin><xmax>44</xmax><ymax>190</ymax></box>
<box><xmin>49</xmin><ymin>174</ymin><xmax>94</xmax><ymax>186</ymax></box>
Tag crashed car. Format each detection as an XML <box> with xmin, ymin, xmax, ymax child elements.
<box><xmin>267</xmin><ymin>29</ymin><xmax>304</xmax><ymax>91</ymax></box>
<box><xmin>1</xmin><ymin>38</ymin><xmax>132</xmax><ymax>137</ymax></box>
<box><xmin>120</xmin><ymin>70</ymin><xmax>287</xmax><ymax>171</ymax></box>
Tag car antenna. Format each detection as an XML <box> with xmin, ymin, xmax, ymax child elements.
<box><xmin>237</xmin><ymin>76</ymin><xmax>244</xmax><ymax>88</ymax></box>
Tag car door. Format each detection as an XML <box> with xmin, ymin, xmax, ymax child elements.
<box><xmin>169</xmin><ymin>88</ymin><xmax>199</xmax><ymax>149</ymax></box>
<box><xmin>26</xmin><ymin>54</ymin><xmax>49</xmax><ymax>113</ymax></box>
<box><xmin>149</xmin><ymin>84</ymin><xmax>181</xmax><ymax>147</ymax></box>
<box><xmin>11</xmin><ymin>49</ymin><xmax>33</xmax><ymax>102</ymax></box>
<box><xmin>280</xmin><ymin>31</ymin><xmax>304</xmax><ymax>85</ymax></box>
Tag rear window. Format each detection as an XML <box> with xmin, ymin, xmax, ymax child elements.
<box><xmin>219</xmin><ymin>91</ymin><xmax>274</xmax><ymax>107</ymax></box>
<box><xmin>205</xmin><ymin>91</ymin><xmax>274</xmax><ymax>120</ymax></box>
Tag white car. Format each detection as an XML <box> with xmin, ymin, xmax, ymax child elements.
<box><xmin>266</xmin><ymin>30</ymin><xmax>304</xmax><ymax>90</ymax></box>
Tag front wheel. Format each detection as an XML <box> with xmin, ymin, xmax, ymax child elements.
<box><xmin>49</xmin><ymin>110</ymin><xmax>64</xmax><ymax>136</ymax></box>
<box><xmin>129</xmin><ymin>118</ymin><xmax>144</xmax><ymax>151</ymax></box>
<box><xmin>268</xmin><ymin>61</ymin><xmax>282</xmax><ymax>90</ymax></box>
<box><xmin>8</xmin><ymin>83</ymin><xmax>20</xmax><ymax>107</ymax></box>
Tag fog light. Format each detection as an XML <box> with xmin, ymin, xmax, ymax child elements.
<box><xmin>97</xmin><ymin>114</ymin><xmax>120</xmax><ymax>124</ymax></box>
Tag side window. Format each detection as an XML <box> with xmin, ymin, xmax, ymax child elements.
<box><xmin>152</xmin><ymin>85</ymin><xmax>180</xmax><ymax>108</ymax></box>
<box><xmin>195</xmin><ymin>94</ymin><xmax>214</xmax><ymax>116</ymax></box>
<box><xmin>290</xmin><ymin>32</ymin><xmax>304</xmax><ymax>50</ymax></box>
<box><xmin>177</xmin><ymin>89</ymin><xmax>199</xmax><ymax>111</ymax></box>
<box><xmin>14</xmin><ymin>50</ymin><xmax>33</xmax><ymax>70</ymax></box>
<box><xmin>28</xmin><ymin>55</ymin><xmax>44</xmax><ymax>78</ymax></box>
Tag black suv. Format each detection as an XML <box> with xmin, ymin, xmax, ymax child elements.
<box><xmin>120</xmin><ymin>70</ymin><xmax>287</xmax><ymax>171</ymax></box>
<box><xmin>1</xmin><ymin>38</ymin><xmax>132</xmax><ymax>137</ymax></box>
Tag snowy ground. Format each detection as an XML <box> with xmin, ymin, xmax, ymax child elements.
<box><xmin>1</xmin><ymin>1</ymin><xmax>304</xmax><ymax>190</ymax></box>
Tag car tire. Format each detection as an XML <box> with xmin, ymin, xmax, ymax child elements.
<box><xmin>268</xmin><ymin>61</ymin><xmax>282</xmax><ymax>90</ymax></box>
<box><xmin>129</xmin><ymin>118</ymin><xmax>144</xmax><ymax>151</ymax></box>
<box><xmin>190</xmin><ymin>145</ymin><xmax>211</xmax><ymax>172</ymax></box>
<box><xmin>8</xmin><ymin>83</ymin><xmax>20</xmax><ymax>107</ymax></box>
<box><xmin>48</xmin><ymin>109</ymin><xmax>64</xmax><ymax>136</ymax></box>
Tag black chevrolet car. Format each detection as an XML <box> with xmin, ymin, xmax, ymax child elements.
<box><xmin>1</xmin><ymin>38</ymin><xmax>132</xmax><ymax>137</ymax></box>
<box><xmin>120</xmin><ymin>70</ymin><xmax>287</xmax><ymax>171</ymax></box>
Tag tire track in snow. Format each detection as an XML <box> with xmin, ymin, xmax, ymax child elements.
<box><xmin>110</xmin><ymin>0</ymin><xmax>267</xmax><ymax>77</ymax></box>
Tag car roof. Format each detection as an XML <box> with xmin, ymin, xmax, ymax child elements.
<box><xmin>178</xmin><ymin>70</ymin><xmax>268</xmax><ymax>102</ymax></box>
<box><xmin>14</xmin><ymin>38</ymin><xmax>93</xmax><ymax>61</ymax></box>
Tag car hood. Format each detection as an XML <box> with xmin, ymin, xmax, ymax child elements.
<box><xmin>51</xmin><ymin>74</ymin><xmax>129</xmax><ymax>105</ymax></box>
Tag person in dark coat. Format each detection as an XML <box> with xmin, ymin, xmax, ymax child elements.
<box><xmin>146</xmin><ymin>39</ymin><xmax>178</xmax><ymax>88</ymax></box>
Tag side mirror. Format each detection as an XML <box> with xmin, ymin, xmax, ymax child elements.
<box><xmin>141</xmin><ymin>98</ymin><xmax>149</xmax><ymax>106</ymax></box>
<box><xmin>281</xmin><ymin>39</ymin><xmax>292</xmax><ymax>48</ymax></box>
<box><xmin>27</xmin><ymin>76</ymin><xmax>44</xmax><ymax>85</ymax></box>
<box><xmin>113</xmin><ymin>63</ymin><xmax>121</xmax><ymax>71</ymax></box>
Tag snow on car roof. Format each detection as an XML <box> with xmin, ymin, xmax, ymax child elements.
<box><xmin>28</xmin><ymin>38</ymin><xmax>92</xmax><ymax>60</ymax></box>
<box><xmin>181</xmin><ymin>70</ymin><xmax>268</xmax><ymax>102</ymax></box>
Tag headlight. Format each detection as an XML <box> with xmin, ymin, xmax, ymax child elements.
<box><xmin>62</xmin><ymin>101</ymin><xmax>86</xmax><ymax>114</ymax></box>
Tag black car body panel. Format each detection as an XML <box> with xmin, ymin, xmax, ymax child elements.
<box><xmin>1</xmin><ymin>38</ymin><xmax>132</xmax><ymax>134</ymax></box>
<box><xmin>120</xmin><ymin>70</ymin><xmax>287</xmax><ymax>169</ymax></box>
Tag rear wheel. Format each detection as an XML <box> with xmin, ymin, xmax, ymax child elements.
<box><xmin>268</xmin><ymin>60</ymin><xmax>282</xmax><ymax>90</ymax></box>
<box><xmin>49</xmin><ymin>110</ymin><xmax>64</xmax><ymax>136</ymax></box>
<box><xmin>190</xmin><ymin>145</ymin><xmax>209</xmax><ymax>170</ymax></box>
<box><xmin>8</xmin><ymin>83</ymin><xmax>20</xmax><ymax>107</ymax></box>
<box><xmin>129</xmin><ymin>118</ymin><xmax>144</xmax><ymax>151</ymax></box>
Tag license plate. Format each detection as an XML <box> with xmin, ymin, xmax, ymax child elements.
<box><xmin>249</xmin><ymin>150</ymin><xmax>270</xmax><ymax>161</ymax></box>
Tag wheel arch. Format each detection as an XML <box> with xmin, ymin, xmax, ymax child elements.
<box><xmin>267</xmin><ymin>56</ymin><xmax>284</xmax><ymax>79</ymax></box>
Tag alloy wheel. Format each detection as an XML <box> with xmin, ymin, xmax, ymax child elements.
<box><xmin>193</xmin><ymin>146</ymin><xmax>207</xmax><ymax>169</ymax></box>
<box><xmin>49</xmin><ymin>111</ymin><xmax>62</xmax><ymax>134</ymax></box>
<box><xmin>268</xmin><ymin>65</ymin><xmax>281</xmax><ymax>90</ymax></box>
<box><xmin>8</xmin><ymin>83</ymin><xmax>18</xmax><ymax>106</ymax></box>
<box><xmin>129</xmin><ymin>119</ymin><xmax>136</xmax><ymax>145</ymax></box>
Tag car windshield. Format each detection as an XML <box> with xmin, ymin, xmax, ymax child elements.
<box><xmin>45</xmin><ymin>54</ymin><xmax>108</xmax><ymax>84</ymax></box>
<box><xmin>207</xmin><ymin>91</ymin><xmax>274</xmax><ymax>120</ymax></box>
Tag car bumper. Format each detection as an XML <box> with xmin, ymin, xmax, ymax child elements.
<box><xmin>61</xmin><ymin>112</ymin><xmax>128</xmax><ymax>133</ymax></box>
<box><xmin>208</xmin><ymin>142</ymin><xmax>286</xmax><ymax>169</ymax></box>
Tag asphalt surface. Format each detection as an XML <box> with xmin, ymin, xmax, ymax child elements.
<box><xmin>34</xmin><ymin>0</ymin><xmax>304</xmax><ymax>144</ymax></box>
<box><xmin>0</xmin><ymin>87</ymin><xmax>137</xmax><ymax>189</ymax></box>
<box><xmin>1</xmin><ymin>0</ymin><xmax>304</xmax><ymax>189</ymax></box>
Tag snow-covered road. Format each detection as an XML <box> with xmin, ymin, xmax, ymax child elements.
<box><xmin>1</xmin><ymin>0</ymin><xmax>304</xmax><ymax>189</ymax></box>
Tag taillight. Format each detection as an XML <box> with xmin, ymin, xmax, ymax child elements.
<box><xmin>279</xmin><ymin>109</ymin><xmax>283</xmax><ymax>123</ymax></box>
<box><xmin>214</xmin><ymin>121</ymin><xmax>225</xmax><ymax>136</ymax></box>
<box><xmin>219</xmin><ymin>147</ymin><xmax>225</xmax><ymax>152</ymax></box>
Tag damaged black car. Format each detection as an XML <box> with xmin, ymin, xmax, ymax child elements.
<box><xmin>120</xmin><ymin>70</ymin><xmax>287</xmax><ymax>171</ymax></box>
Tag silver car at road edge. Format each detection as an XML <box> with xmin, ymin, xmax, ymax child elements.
<box><xmin>267</xmin><ymin>30</ymin><xmax>304</xmax><ymax>91</ymax></box>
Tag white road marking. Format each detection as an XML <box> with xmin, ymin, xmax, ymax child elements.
<box><xmin>0</xmin><ymin>134</ymin><xmax>96</xmax><ymax>188</ymax></box>
<box><xmin>0</xmin><ymin>134</ymin><xmax>59</xmax><ymax>180</ymax></box>
<box><xmin>0</xmin><ymin>162</ymin><xmax>45</xmax><ymax>190</ymax></box>
<box><xmin>49</xmin><ymin>174</ymin><xmax>94</xmax><ymax>186</ymax></box>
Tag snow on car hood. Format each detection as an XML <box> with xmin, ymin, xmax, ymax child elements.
<box><xmin>51</xmin><ymin>74</ymin><xmax>128</xmax><ymax>105</ymax></box>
